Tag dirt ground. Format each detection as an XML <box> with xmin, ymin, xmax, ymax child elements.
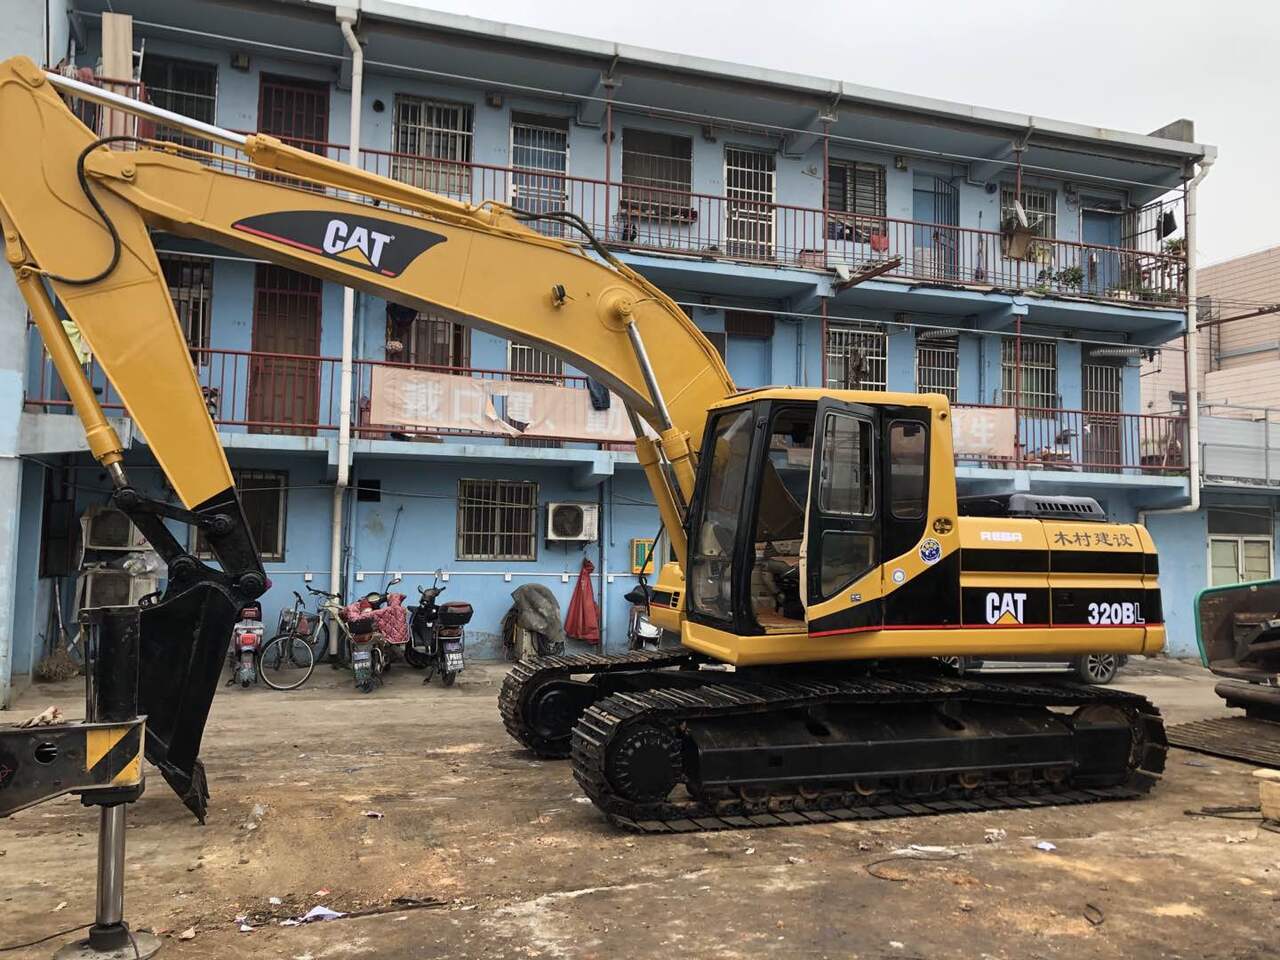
<box><xmin>2</xmin><ymin>657</ymin><xmax>1277</xmax><ymax>960</ymax></box>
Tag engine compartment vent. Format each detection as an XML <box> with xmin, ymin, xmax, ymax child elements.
<box><xmin>958</xmin><ymin>493</ymin><xmax>1107</xmax><ymax>522</ymax></box>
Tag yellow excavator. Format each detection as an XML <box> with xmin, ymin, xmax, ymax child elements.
<box><xmin>0</xmin><ymin>55</ymin><xmax>1166</xmax><ymax>833</ymax></box>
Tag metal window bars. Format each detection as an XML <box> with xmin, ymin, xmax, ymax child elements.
<box><xmin>915</xmin><ymin>335</ymin><xmax>958</xmax><ymax>401</ymax></box>
<box><xmin>392</xmin><ymin>95</ymin><xmax>474</xmax><ymax>197</ymax></box>
<box><xmin>158</xmin><ymin>254</ymin><xmax>213</xmax><ymax>367</ymax></box>
<box><xmin>825</xmin><ymin>322</ymin><xmax>887</xmax><ymax>391</ymax></box>
<box><xmin>725</xmin><ymin>146</ymin><xmax>776</xmax><ymax>260</ymax></box>
<box><xmin>1001</xmin><ymin>337</ymin><xmax>1058</xmax><ymax>409</ymax></box>
<box><xmin>456</xmin><ymin>479</ymin><xmax>539</xmax><ymax>561</ymax></box>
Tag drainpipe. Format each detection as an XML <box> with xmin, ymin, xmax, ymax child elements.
<box><xmin>329</xmin><ymin>7</ymin><xmax>362</xmax><ymax>654</ymax></box>
<box><xmin>1138</xmin><ymin>150</ymin><xmax>1216</xmax><ymax>529</ymax></box>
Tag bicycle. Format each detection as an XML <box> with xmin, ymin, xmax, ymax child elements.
<box><xmin>258</xmin><ymin>591</ymin><xmax>319</xmax><ymax>691</ymax></box>
<box><xmin>305</xmin><ymin>581</ymin><xmax>399</xmax><ymax>692</ymax></box>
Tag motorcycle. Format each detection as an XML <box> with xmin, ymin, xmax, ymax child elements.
<box><xmin>342</xmin><ymin>577</ymin><xmax>406</xmax><ymax>694</ymax></box>
<box><xmin>624</xmin><ymin>583</ymin><xmax>662</xmax><ymax>651</ymax></box>
<box><xmin>406</xmin><ymin>569</ymin><xmax>473</xmax><ymax>687</ymax></box>
<box><xmin>227</xmin><ymin>602</ymin><xmax>265</xmax><ymax>688</ymax></box>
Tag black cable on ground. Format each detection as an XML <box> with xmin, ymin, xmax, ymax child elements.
<box><xmin>0</xmin><ymin>922</ymin><xmax>91</xmax><ymax>952</ymax></box>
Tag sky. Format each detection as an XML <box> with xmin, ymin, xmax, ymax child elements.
<box><xmin>401</xmin><ymin>0</ymin><xmax>1278</xmax><ymax>267</ymax></box>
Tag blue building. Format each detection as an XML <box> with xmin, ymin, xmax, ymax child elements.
<box><xmin>0</xmin><ymin>0</ymin><xmax>1214</xmax><ymax>704</ymax></box>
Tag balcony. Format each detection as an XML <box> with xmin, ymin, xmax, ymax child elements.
<box><xmin>351</xmin><ymin>147</ymin><xmax>1186</xmax><ymax>309</ymax></box>
<box><xmin>1200</xmin><ymin>404</ymin><xmax>1280</xmax><ymax>487</ymax></box>
<box><xmin>209</xmin><ymin>131</ymin><xmax>1186</xmax><ymax>309</ymax></box>
<box><xmin>26</xmin><ymin>348</ymin><xmax>635</xmax><ymax>450</ymax></box>
<box><xmin>26</xmin><ymin>347</ymin><xmax>1187</xmax><ymax>476</ymax></box>
<box><xmin>952</xmin><ymin>403</ymin><xmax>1186</xmax><ymax>477</ymax></box>
<box><xmin>54</xmin><ymin>72</ymin><xmax>1187</xmax><ymax>311</ymax></box>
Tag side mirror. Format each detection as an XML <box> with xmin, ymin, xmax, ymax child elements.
<box><xmin>389</xmin><ymin>576</ymin><xmax>402</xmax><ymax>587</ymax></box>
<box><xmin>434</xmin><ymin>567</ymin><xmax>443</xmax><ymax>578</ymax></box>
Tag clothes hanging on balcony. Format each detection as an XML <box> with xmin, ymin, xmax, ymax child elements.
<box><xmin>586</xmin><ymin>377</ymin><xmax>611</xmax><ymax>411</ymax></box>
<box><xmin>564</xmin><ymin>557</ymin><xmax>600</xmax><ymax>644</ymax></box>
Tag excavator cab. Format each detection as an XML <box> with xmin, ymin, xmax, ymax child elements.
<box><xmin>683</xmin><ymin>390</ymin><xmax>952</xmax><ymax>653</ymax></box>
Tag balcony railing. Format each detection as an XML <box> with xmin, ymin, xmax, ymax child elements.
<box><xmin>953</xmin><ymin>403</ymin><xmax>1187</xmax><ymax>476</ymax></box>
<box><xmin>355</xmin><ymin>147</ymin><xmax>1187</xmax><ymax>307</ymax></box>
<box><xmin>56</xmin><ymin>75</ymin><xmax>1187</xmax><ymax>309</ymax></box>
<box><xmin>26</xmin><ymin>347</ymin><xmax>631</xmax><ymax>448</ymax></box>
<box><xmin>1200</xmin><ymin>404</ymin><xmax>1280</xmax><ymax>486</ymax></box>
<box><xmin>27</xmin><ymin>348</ymin><xmax>1187</xmax><ymax>474</ymax></box>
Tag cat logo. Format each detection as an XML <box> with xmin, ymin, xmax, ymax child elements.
<box><xmin>985</xmin><ymin>591</ymin><xmax>1027</xmax><ymax>625</ymax></box>
<box><xmin>323</xmin><ymin>219</ymin><xmax>393</xmax><ymax>268</ymax></box>
<box><xmin>231</xmin><ymin>211</ymin><xmax>446</xmax><ymax>278</ymax></box>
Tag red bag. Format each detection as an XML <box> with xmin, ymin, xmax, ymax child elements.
<box><xmin>564</xmin><ymin>558</ymin><xmax>600</xmax><ymax>644</ymax></box>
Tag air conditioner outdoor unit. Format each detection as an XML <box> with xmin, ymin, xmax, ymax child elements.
<box><xmin>79</xmin><ymin>568</ymin><xmax>160</xmax><ymax>609</ymax></box>
<box><xmin>83</xmin><ymin>505</ymin><xmax>149</xmax><ymax>551</ymax></box>
<box><xmin>546</xmin><ymin>502</ymin><xmax>599</xmax><ymax>542</ymax></box>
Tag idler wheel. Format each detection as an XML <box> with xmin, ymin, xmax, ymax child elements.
<box><xmin>606</xmin><ymin>723</ymin><xmax>683</xmax><ymax>802</ymax></box>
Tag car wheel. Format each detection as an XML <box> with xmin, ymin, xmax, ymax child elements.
<box><xmin>938</xmin><ymin>656</ymin><xmax>969</xmax><ymax>675</ymax></box>
<box><xmin>1077</xmin><ymin>654</ymin><xmax>1119</xmax><ymax>685</ymax></box>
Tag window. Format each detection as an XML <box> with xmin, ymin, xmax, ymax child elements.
<box><xmin>385</xmin><ymin>305</ymin><xmax>469</xmax><ymax>368</ymax></box>
<box><xmin>725</xmin><ymin>146</ymin><xmax>776</xmax><ymax>259</ymax></box>
<box><xmin>725</xmin><ymin>311</ymin><xmax>775</xmax><ymax>340</ymax></box>
<box><xmin>456</xmin><ymin>479</ymin><xmax>538</xmax><ymax>561</ymax></box>
<box><xmin>888</xmin><ymin>421</ymin><xmax>927</xmax><ymax>519</ymax></box>
<box><xmin>1001</xmin><ymin>184</ymin><xmax>1057</xmax><ymax>239</ymax></box>
<box><xmin>511</xmin><ymin>116</ymin><xmax>570</xmax><ymax>237</ymax></box>
<box><xmin>819</xmin><ymin>413</ymin><xmax>874</xmax><ymax>516</ymax></box>
<box><xmin>620</xmin><ymin>129</ymin><xmax>693</xmax><ymax>220</ymax></box>
<box><xmin>689</xmin><ymin>408</ymin><xmax>755</xmax><ymax>622</ymax></box>
<box><xmin>1001</xmin><ymin>338</ymin><xmax>1057</xmax><ymax>410</ymax></box>
<box><xmin>258</xmin><ymin>75</ymin><xmax>329</xmax><ymax>151</ymax></box>
<box><xmin>195</xmin><ymin>470</ymin><xmax>287</xmax><ymax>562</ymax></box>
<box><xmin>825</xmin><ymin>322</ymin><xmax>887</xmax><ymax>390</ymax></box>
<box><xmin>159</xmin><ymin>255</ymin><xmax>212</xmax><ymax>366</ymax></box>
<box><xmin>509</xmin><ymin>342</ymin><xmax>563</xmax><ymax>382</ymax></box>
<box><xmin>827</xmin><ymin>160</ymin><xmax>886</xmax><ymax>241</ymax></box>
<box><xmin>916</xmin><ymin>335</ymin><xmax>957</xmax><ymax>401</ymax></box>
<box><xmin>815</xmin><ymin>411</ymin><xmax>878</xmax><ymax>599</ymax></box>
<box><xmin>392</xmin><ymin>95</ymin><xmax>474</xmax><ymax>196</ymax></box>
<box><xmin>1210</xmin><ymin>538</ymin><xmax>1272</xmax><ymax>586</ymax></box>
<box><xmin>140</xmin><ymin>55</ymin><xmax>217</xmax><ymax>148</ymax></box>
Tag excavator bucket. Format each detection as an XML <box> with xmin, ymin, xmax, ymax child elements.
<box><xmin>137</xmin><ymin>579</ymin><xmax>242</xmax><ymax>822</ymax></box>
<box><xmin>1195</xmin><ymin>579</ymin><xmax>1280</xmax><ymax>723</ymax></box>
<box><xmin>1196</xmin><ymin>579</ymin><xmax>1280</xmax><ymax>682</ymax></box>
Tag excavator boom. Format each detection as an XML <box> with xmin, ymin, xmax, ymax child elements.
<box><xmin>0</xmin><ymin>56</ymin><xmax>732</xmax><ymax>815</ymax></box>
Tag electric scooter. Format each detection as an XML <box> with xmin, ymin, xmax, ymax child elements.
<box><xmin>406</xmin><ymin>569</ymin><xmax>473</xmax><ymax>686</ymax></box>
<box><xmin>227</xmin><ymin>602</ymin><xmax>265</xmax><ymax>687</ymax></box>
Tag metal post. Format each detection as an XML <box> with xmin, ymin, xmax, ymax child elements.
<box><xmin>821</xmin><ymin>119</ymin><xmax>830</xmax><ymax>271</ymax></box>
<box><xmin>93</xmin><ymin>809</ymin><xmax>127</xmax><ymax>930</ymax></box>
<box><xmin>1014</xmin><ymin>315</ymin><xmax>1023</xmax><ymax>468</ymax></box>
<box><xmin>55</xmin><ymin>608</ymin><xmax>160</xmax><ymax>960</ymax></box>
<box><xmin>604</xmin><ymin>81</ymin><xmax>614</xmax><ymax>240</ymax></box>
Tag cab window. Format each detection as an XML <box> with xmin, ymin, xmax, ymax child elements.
<box><xmin>688</xmin><ymin>408</ymin><xmax>755</xmax><ymax>623</ymax></box>
<box><xmin>749</xmin><ymin>408</ymin><xmax>814</xmax><ymax>631</ymax></box>
<box><xmin>888</xmin><ymin>420</ymin><xmax>928</xmax><ymax>519</ymax></box>
<box><xmin>820</xmin><ymin>414</ymin><xmax>874</xmax><ymax>515</ymax></box>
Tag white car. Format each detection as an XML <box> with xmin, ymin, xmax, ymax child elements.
<box><xmin>940</xmin><ymin>654</ymin><xmax>1127</xmax><ymax>685</ymax></box>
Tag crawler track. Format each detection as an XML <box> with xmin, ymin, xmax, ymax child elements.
<box><xmin>499</xmin><ymin>649</ymin><xmax>699</xmax><ymax>757</ymax></box>
<box><xmin>571</xmin><ymin>676</ymin><xmax>1167</xmax><ymax>832</ymax></box>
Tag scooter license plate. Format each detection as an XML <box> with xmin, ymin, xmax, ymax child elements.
<box><xmin>445</xmin><ymin>651</ymin><xmax>464</xmax><ymax>672</ymax></box>
<box><xmin>353</xmin><ymin>649</ymin><xmax>371</xmax><ymax>665</ymax></box>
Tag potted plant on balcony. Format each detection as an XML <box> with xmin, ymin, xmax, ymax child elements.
<box><xmin>1053</xmin><ymin>265</ymin><xmax>1084</xmax><ymax>291</ymax></box>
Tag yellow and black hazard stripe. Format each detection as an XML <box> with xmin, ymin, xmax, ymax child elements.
<box><xmin>85</xmin><ymin>721</ymin><xmax>143</xmax><ymax>788</ymax></box>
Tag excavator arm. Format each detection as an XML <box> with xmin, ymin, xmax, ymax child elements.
<box><xmin>0</xmin><ymin>56</ymin><xmax>733</xmax><ymax>817</ymax></box>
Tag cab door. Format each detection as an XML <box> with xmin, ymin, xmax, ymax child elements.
<box><xmin>802</xmin><ymin>399</ymin><xmax>884</xmax><ymax>634</ymax></box>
